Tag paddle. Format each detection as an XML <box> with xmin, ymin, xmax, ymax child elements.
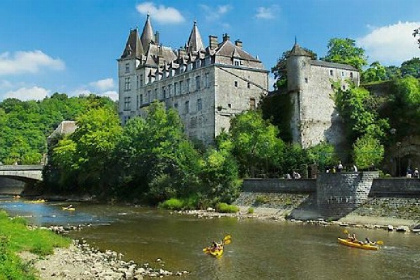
<box><xmin>222</xmin><ymin>234</ymin><xmax>232</xmax><ymax>245</ymax></box>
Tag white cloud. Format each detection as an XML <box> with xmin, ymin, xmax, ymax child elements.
<box><xmin>89</xmin><ymin>78</ymin><xmax>115</xmax><ymax>91</ymax></box>
<box><xmin>70</xmin><ymin>88</ymin><xmax>91</xmax><ymax>97</ymax></box>
<box><xmin>136</xmin><ymin>2</ymin><xmax>185</xmax><ymax>24</ymax></box>
<box><xmin>4</xmin><ymin>86</ymin><xmax>50</xmax><ymax>101</ymax></box>
<box><xmin>255</xmin><ymin>6</ymin><xmax>277</xmax><ymax>19</ymax></box>
<box><xmin>268</xmin><ymin>75</ymin><xmax>276</xmax><ymax>91</ymax></box>
<box><xmin>0</xmin><ymin>50</ymin><xmax>65</xmax><ymax>75</ymax></box>
<box><xmin>200</xmin><ymin>4</ymin><xmax>232</xmax><ymax>21</ymax></box>
<box><xmin>101</xmin><ymin>91</ymin><xmax>118</xmax><ymax>101</ymax></box>
<box><xmin>357</xmin><ymin>21</ymin><xmax>420</xmax><ymax>66</ymax></box>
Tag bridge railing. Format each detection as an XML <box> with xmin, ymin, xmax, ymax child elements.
<box><xmin>0</xmin><ymin>165</ymin><xmax>44</xmax><ymax>171</ymax></box>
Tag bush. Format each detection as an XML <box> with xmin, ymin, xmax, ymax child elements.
<box><xmin>159</xmin><ymin>198</ymin><xmax>184</xmax><ymax>210</ymax></box>
<box><xmin>247</xmin><ymin>207</ymin><xmax>254</xmax><ymax>214</ymax></box>
<box><xmin>216</xmin><ymin>203</ymin><xmax>239</xmax><ymax>213</ymax></box>
<box><xmin>255</xmin><ymin>195</ymin><xmax>269</xmax><ymax>205</ymax></box>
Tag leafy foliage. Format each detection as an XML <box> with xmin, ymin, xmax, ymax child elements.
<box><xmin>400</xmin><ymin>57</ymin><xmax>420</xmax><ymax>78</ymax></box>
<box><xmin>229</xmin><ymin>110</ymin><xmax>285</xmax><ymax>177</ymax></box>
<box><xmin>353</xmin><ymin>135</ymin><xmax>384</xmax><ymax>170</ymax></box>
<box><xmin>362</xmin><ymin>61</ymin><xmax>387</xmax><ymax>83</ymax></box>
<box><xmin>322</xmin><ymin>38</ymin><xmax>367</xmax><ymax>71</ymax></box>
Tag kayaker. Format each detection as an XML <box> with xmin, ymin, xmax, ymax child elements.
<box><xmin>347</xmin><ymin>233</ymin><xmax>357</xmax><ymax>242</ymax></box>
<box><xmin>365</xmin><ymin>237</ymin><xmax>376</xmax><ymax>245</ymax></box>
<box><xmin>211</xmin><ymin>241</ymin><xmax>222</xmax><ymax>251</ymax></box>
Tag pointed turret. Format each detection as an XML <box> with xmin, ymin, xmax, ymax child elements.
<box><xmin>121</xmin><ymin>29</ymin><xmax>144</xmax><ymax>59</ymax></box>
<box><xmin>289</xmin><ymin>42</ymin><xmax>311</xmax><ymax>57</ymax></box>
<box><xmin>186</xmin><ymin>21</ymin><xmax>204</xmax><ymax>53</ymax></box>
<box><xmin>141</xmin><ymin>14</ymin><xmax>155</xmax><ymax>52</ymax></box>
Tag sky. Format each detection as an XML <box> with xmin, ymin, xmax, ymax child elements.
<box><xmin>0</xmin><ymin>0</ymin><xmax>419</xmax><ymax>102</ymax></box>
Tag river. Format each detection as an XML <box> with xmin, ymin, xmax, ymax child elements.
<box><xmin>1</xmin><ymin>196</ymin><xmax>420</xmax><ymax>279</ymax></box>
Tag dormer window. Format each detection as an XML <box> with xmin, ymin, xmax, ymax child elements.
<box><xmin>125</xmin><ymin>63</ymin><xmax>130</xmax><ymax>73</ymax></box>
<box><xmin>233</xmin><ymin>59</ymin><xmax>240</xmax><ymax>66</ymax></box>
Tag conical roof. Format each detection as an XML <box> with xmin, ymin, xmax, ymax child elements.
<box><xmin>141</xmin><ymin>14</ymin><xmax>155</xmax><ymax>52</ymax></box>
<box><xmin>186</xmin><ymin>21</ymin><xmax>204</xmax><ymax>53</ymax></box>
<box><xmin>289</xmin><ymin>42</ymin><xmax>311</xmax><ymax>57</ymax></box>
<box><xmin>121</xmin><ymin>29</ymin><xmax>144</xmax><ymax>59</ymax></box>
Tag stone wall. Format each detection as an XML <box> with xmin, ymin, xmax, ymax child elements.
<box><xmin>370</xmin><ymin>178</ymin><xmax>420</xmax><ymax>196</ymax></box>
<box><xmin>242</xmin><ymin>178</ymin><xmax>316</xmax><ymax>193</ymax></box>
<box><xmin>316</xmin><ymin>172</ymin><xmax>379</xmax><ymax>219</ymax></box>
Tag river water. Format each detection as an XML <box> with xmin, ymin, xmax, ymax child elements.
<box><xmin>1</xmin><ymin>196</ymin><xmax>420</xmax><ymax>280</ymax></box>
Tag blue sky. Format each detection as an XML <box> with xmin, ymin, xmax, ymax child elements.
<box><xmin>0</xmin><ymin>0</ymin><xmax>419</xmax><ymax>101</ymax></box>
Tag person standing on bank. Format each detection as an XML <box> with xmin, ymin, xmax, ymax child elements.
<box><xmin>337</xmin><ymin>161</ymin><xmax>343</xmax><ymax>172</ymax></box>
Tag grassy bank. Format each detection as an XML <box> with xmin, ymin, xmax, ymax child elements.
<box><xmin>0</xmin><ymin>210</ymin><xmax>71</xmax><ymax>279</ymax></box>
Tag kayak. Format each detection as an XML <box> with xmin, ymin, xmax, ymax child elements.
<box><xmin>62</xmin><ymin>207</ymin><xmax>76</xmax><ymax>211</ymax></box>
<box><xmin>203</xmin><ymin>246</ymin><xmax>224</xmax><ymax>258</ymax></box>
<box><xmin>337</xmin><ymin>238</ymin><xmax>378</xmax><ymax>250</ymax></box>
<box><xmin>28</xmin><ymin>199</ymin><xmax>46</xmax><ymax>203</ymax></box>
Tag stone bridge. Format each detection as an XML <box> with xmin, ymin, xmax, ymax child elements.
<box><xmin>0</xmin><ymin>165</ymin><xmax>43</xmax><ymax>183</ymax></box>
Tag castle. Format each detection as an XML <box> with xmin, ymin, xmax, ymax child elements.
<box><xmin>285</xmin><ymin>43</ymin><xmax>360</xmax><ymax>149</ymax></box>
<box><xmin>118</xmin><ymin>15</ymin><xmax>269</xmax><ymax>145</ymax></box>
<box><xmin>118</xmin><ymin>16</ymin><xmax>360</xmax><ymax>149</ymax></box>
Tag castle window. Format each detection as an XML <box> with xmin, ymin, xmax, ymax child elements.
<box><xmin>185</xmin><ymin>101</ymin><xmax>189</xmax><ymax>114</ymax></box>
<box><xmin>168</xmin><ymin>84</ymin><xmax>172</xmax><ymax>97</ymax></box>
<box><xmin>350</xmin><ymin>72</ymin><xmax>353</xmax><ymax>78</ymax></box>
<box><xmin>342</xmin><ymin>85</ymin><xmax>346</xmax><ymax>90</ymax></box>
<box><xmin>147</xmin><ymin>90</ymin><xmax>151</xmax><ymax>102</ymax></box>
<box><xmin>140</xmin><ymin>94</ymin><xmax>143</xmax><ymax>105</ymax></box>
<box><xmin>305</xmin><ymin>78</ymin><xmax>308</xmax><ymax>83</ymax></box>
<box><xmin>124</xmin><ymin>96</ymin><xmax>131</xmax><ymax>110</ymax></box>
<box><xmin>331</xmin><ymin>84</ymin><xmax>334</xmax><ymax>89</ymax></box>
<box><xmin>125</xmin><ymin>63</ymin><xmax>129</xmax><ymax>73</ymax></box>
<box><xmin>234</xmin><ymin>81</ymin><xmax>238</xmax><ymax>87</ymax></box>
<box><xmin>136</xmin><ymin>75</ymin><xmax>139</xmax><ymax>89</ymax></box>
<box><xmin>196</xmin><ymin>76</ymin><xmax>201</xmax><ymax>90</ymax></box>
<box><xmin>124</xmin><ymin>77</ymin><xmax>131</xmax><ymax>91</ymax></box>
<box><xmin>154</xmin><ymin>88</ymin><xmax>158</xmax><ymax>100</ymax></box>
<box><xmin>197</xmin><ymin>98</ymin><xmax>202</xmax><ymax>111</ymax></box>
<box><xmin>180</xmin><ymin>81</ymin><xmax>183</xmax><ymax>94</ymax></box>
<box><xmin>186</xmin><ymin>78</ymin><xmax>190</xmax><ymax>93</ymax></box>
<box><xmin>174</xmin><ymin>82</ymin><xmax>178</xmax><ymax>96</ymax></box>
<box><xmin>136</xmin><ymin>95</ymin><xmax>139</xmax><ymax>108</ymax></box>
<box><xmin>250</xmin><ymin>98</ymin><xmax>256</xmax><ymax>110</ymax></box>
<box><xmin>140</xmin><ymin>74</ymin><xmax>143</xmax><ymax>86</ymax></box>
<box><xmin>174</xmin><ymin>103</ymin><xmax>178</xmax><ymax>109</ymax></box>
<box><xmin>228</xmin><ymin>104</ymin><xmax>232</xmax><ymax>109</ymax></box>
<box><xmin>205</xmin><ymin>73</ymin><xmax>209</xmax><ymax>88</ymax></box>
<box><xmin>329</xmin><ymin>70</ymin><xmax>333</xmax><ymax>76</ymax></box>
<box><xmin>341</xmin><ymin>72</ymin><xmax>345</xmax><ymax>77</ymax></box>
<box><xmin>233</xmin><ymin>59</ymin><xmax>240</xmax><ymax>66</ymax></box>
<box><xmin>162</xmin><ymin>87</ymin><xmax>166</xmax><ymax>99</ymax></box>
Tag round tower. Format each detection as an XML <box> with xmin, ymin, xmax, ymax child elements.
<box><xmin>286</xmin><ymin>42</ymin><xmax>311</xmax><ymax>92</ymax></box>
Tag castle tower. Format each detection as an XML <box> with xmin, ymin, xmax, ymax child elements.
<box><xmin>186</xmin><ymin>21</ymin><xmax>204</xmax><ymax>53</ymax></box>
<box><xmin>286</xmin><ymin>42</ymin><xmax>311</xmax><ymax>146</ymax></box>
<box><xmin>140</xmin><ymin>14</ymin><xmax>155</xmax><ymax>52</ymax></box>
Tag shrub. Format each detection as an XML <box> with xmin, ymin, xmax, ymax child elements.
<box><xmin>159</xmin><ymin>198</ymin><xmax>184</xmax><ymax>210</ymax></box>
<box><xmin>255</xmin><ymin>195</ymin><xmax>269</xmax><ymax>205</ymax></box>
<box><xmin>216</xmin><ymin>203</ymin><xmax>239</xmax><ymax>213</ymax></box>
<box><xmin>247</xmin><ymin>207</ymin><xmax>254</xmax><ymax>214</ymax></box>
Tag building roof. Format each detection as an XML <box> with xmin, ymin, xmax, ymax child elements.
<box><xmin>288</xmin><ymin>42</ymin><xmax>312</xmax><ymax>57</ymax></box>
<box><xmin>215</xmin><ymin>39</ymin><xmax>259</xmax><ymax>62</ymax></box>
<box><xmin>120</xmin><ymin>29</ymin><xmax>144</xmax><ymax>59</ymax></box>
<box><xmin>140</xmin><ymin>14</ymin><xmax>155</xmax><ymax>52</ymax></box>
<box><xmin>186</xmin><ymin>21</ymin><xmax>205</xmax><ymax>53</ymax></box>
<box><xmin>310</xmin><ymin>60</ymin><xmax>358</xmax><ymax>71</ymax></box>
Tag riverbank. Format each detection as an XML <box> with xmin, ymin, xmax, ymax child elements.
<box><xmin>19</xmin><ymin>239</ymin><xmax>189</xmax><ymax>280</ymax></box>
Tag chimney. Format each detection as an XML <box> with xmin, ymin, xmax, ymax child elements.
<box><xmin>209</xmin><ymin>35</ymin><xmax>218</xmax><ymax>50</ymax></box>
<box><xmin>235</xmin><ymin>39</ymin><xmax>242</xmax><ymax>48</ymax></box>
<box><xmin>222</xmin><ymin>33</ymin><xmax>230</xmax><ymax>42</ymax></box>
<box><xmin>154</xmin><ymin>31</ymin><xmax>159</xmax><ymax>45</ymax></box>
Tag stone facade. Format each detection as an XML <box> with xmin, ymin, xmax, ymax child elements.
<box><xmin>118</xmin><ymin>16</ymin><xmax>268</xmax><ymax>145</ymax></box>
<box><xmin>286</xmin><ymin>43</ymin><xmax>360</xmax><ymax>149</ymax></box>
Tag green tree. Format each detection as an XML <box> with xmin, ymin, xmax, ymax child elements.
<box><xmin>229</xmin><ymin>110</ymin><xmax>285</xmax><ymax>177</ymax></box>
<box><xmin>400</xmin><ymin>57</ymin><xmax>420</xmax><ymax>78</ymax></box>
<box><xmin>322</xmin><ymin>38</ymin><xmax>367</xmax><ymax>71</ymax></box>
<box><xmin>384</xmin><ymin>65</ymin><xmax>402</xmax><ymax>80</ymax></box>
<box><xmin>414</xmin><ymin>27</ymin><xmax>420</xmax><ymax>48</ymax></box>
<box><xmin>271</xmin><ymin>48</ymin><xmax>317</xmax><ymax>89</ymax></box>
<box><xmin>306</xmin><ymin>142</ymin><xmax>337</xmax><ymax>170</ymax></box>
<box><xmin>361</xmin><ymin>61</ymin><xmax>387</xmax><ymax>83</ymax></box>
<box><xmin>353</xmin><ymin>134</ymin><xmax>384</xmax><ymax>170</ymax></box>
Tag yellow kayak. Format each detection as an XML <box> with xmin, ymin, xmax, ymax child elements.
<box><xmin>337</xmin><ymin>238</ymin><xmax>378</xmax><ymax>250</ymax></box>
<box><xmin>28</xmin><ymin>199</ymin><xmax>46</xmax><ymax>203</ymax></box>
<box><xmin>203</xmin><ymin>246</ymin><xmax>224</xmax><ymax>258</ymax></box>
<box><xmin>62</xmin><ymin>207</ymin><xmax>76</xmax><ymax>211</ymax></box>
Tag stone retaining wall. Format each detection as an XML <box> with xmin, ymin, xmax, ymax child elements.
<box><xmin>242</xmin><ymin>178</ymin><xmax>316</xmax><ymax>193</ymax></box>
<box><xmin>370</xmin><ymin>178</ymin><xmax>420</xmax><ymax>196</ymax></box>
